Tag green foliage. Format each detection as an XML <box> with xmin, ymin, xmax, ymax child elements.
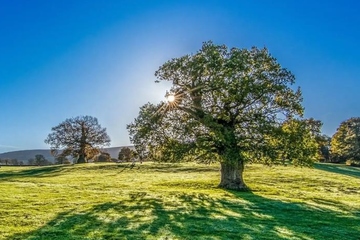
<box><xmin>258</xmin><ymin>118</ymin><xmax>321</xmax><ymax>167</ymax></box>
<box><xmin>279</xmin><ymin>118</ymin><xmax>321</xmax><ymax>166</ymax></box>
<box><xmin>0</xmin><ymin>163</ymin><xmax>359</xmax><ymax>239</ymax></box>
<box><xmin>331</xmin><ymin>117</ymin><xmax>360</xmax><ymax>162</ymax></box>
<box><xmin>45</xmin><ymin>116</ymin><xmax>111</xmax><ymax>163</ymax></box>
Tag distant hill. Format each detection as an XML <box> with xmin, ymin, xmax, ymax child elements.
<box><xmin>0</xmin><ymin>146</ymin><xmax>134</xmax><ymax>163</ymax></box>
<box><xmin>0</xmin><ymin>149</ymin><xmax>55</xmax><ymax>162</ymax></box>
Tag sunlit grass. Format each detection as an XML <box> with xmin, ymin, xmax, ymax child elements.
<box><xmin>0</xmin><ymin>162</ymin><xmax>359</xmax><ymax>239</ymax></box>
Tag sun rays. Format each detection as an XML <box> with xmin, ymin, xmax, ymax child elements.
<box><xmin>150</xmin><ymin>84</ymin><xmax>207</xmax><ymax>119</ymax></box>
<box><xmin>151</xmin><ymin>92</ymin><xmax>183</xmax><ymax>118</ymax></box>
<box><xmin>167</xmin><ymin>95</ymin><xmax>175</xmax><ymax>103</ymax></box>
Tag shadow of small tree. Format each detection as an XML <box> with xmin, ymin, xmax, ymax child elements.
<box><xmin>315</xmin><ymin>163</ymin><xmax>360</xmax><ymax>179</ymax></box>
<box><xmin>9</xmin><ymin>191</ymin><xmax>360</xmax><ymax>240</ymax></box>
<box><xmin>0</xmin><ymin>165</ymin><xmax>66</xmax><ymax>180</ymax></box>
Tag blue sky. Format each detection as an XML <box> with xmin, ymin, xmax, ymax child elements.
<box><xmin>0</xmin><ymin>0</ymin><xmax>359</xmax><ymax>153</ymax></box>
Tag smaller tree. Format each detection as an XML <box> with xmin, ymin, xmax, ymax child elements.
<box><xmin>94</xmin><ymin>152</ymin><xmax>111</xmax><ymax>162</ymax></box>
<box><xmin>3</xmin><ymin>159</ymin><xmax>9</xmax><ymax>165</ymax></box>
<box><xmin>274</xmin><ymin>118</ymin><xmax>320</xmax><ymax>166</ymax></box>
<box><xmin>34</xmin><ymin>154</ymin><xmax>52</xmax><ymax>166</ymax></box>
<box><xmin>45</xmin><ymin>116</ymin><xmax>111</xmax><ymax>163</ymax></box>
<box><xmin>118</xmin><ymin>147</ymin><xmax>134</xmax><ymax>162</ymax></box>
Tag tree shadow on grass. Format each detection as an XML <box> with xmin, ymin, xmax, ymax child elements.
<box><xmin>314</xmin><ymin>163</ymin><xmax>360</xmax><ymax>179</ymax></box>
<box><xmin>8</xmin><ymin>191</ymin><xmax>360</xmax><ymax>240</ymax></box>
<box><xmin>0</xmin><ymin>165</ymin><xmax>66</xmax><ymax>180</ymax></box>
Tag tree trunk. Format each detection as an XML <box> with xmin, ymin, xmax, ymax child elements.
<box><xmin>218</xmin><ymin>160</ymin><xmax>248</xmax><ymax>191</ymax></box>
<box><xmin>77</xmin><ymin>124</ymin><xmax>87</xmax><ymax>164</ymax></box>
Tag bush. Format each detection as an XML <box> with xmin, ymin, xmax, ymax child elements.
<box><xmin>345</xmin><ymin>159</ymin><xmax>360</xmax><ymax>167</ymax></box>
<box><xmin>94</xmin><ymin>153</ymin><xmax>111</xmax><ymax>162</ymax></box>
<box><xmin>63</xmin><ymin>159</ymin><xmax>72</xmax><ymax>164</ymax></box>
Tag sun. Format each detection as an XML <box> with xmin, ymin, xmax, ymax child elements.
<box><xmin>167</xmin><ymin>95</ymin><xmax>175</xmax><ymax>103</ymax></box>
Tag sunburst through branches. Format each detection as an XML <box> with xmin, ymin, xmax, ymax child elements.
<box><xmin>152</xmin><ymin>84</ymin><xmax>206</xmax><ymax>119</ymax></box>
<box><xmin>152</xmin><ymin>91</ymin><xmax>184</xmax><ymax>117</ymax></box>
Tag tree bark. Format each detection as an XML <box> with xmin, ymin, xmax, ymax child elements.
<box><xmin>218</xmin><ymin>160</ymin><xmax>248</xmax><ymax>191</ymax></box>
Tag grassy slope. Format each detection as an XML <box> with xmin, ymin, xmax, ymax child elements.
<box><xmin>0</xmin><ymin>162</ymin><xmax>359</xmax><ymax>240</ymax></box>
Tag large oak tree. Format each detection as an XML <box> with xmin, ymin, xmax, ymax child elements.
<box><xmin>45</xmin><ymin>116</ymin><xmax>110</xmax><ymax>163</ymax></box>
<box><xmin>128</xmin><ymin>42</ymin><xmax>317</xmax><ymax>190</ymax></box>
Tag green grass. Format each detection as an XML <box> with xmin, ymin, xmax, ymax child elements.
<box><xmin>0</xmin><ymin>162</ymin><xmax>359</xmax><ymax>240</ymax></box>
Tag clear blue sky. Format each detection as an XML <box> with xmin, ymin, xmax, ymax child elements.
<box><xmin>1</xmin><ymin>0</ymin><xmax>359</xmax><ymax>153</ymax></box>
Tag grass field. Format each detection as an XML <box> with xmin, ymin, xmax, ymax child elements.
<box><xmin>0</xmin><ymin>162</ymin><xmax>359</xmax><ymax>240</ymax></box>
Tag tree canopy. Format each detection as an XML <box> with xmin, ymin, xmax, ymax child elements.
<box><xmin>45</xmin><ymin>116</ymin><xmax>110</xmax><ymax>163</ymax></box>
<box><xmin>128</xmin><ymin>42</ymin><xmax>319</xmax><ymax>190</ymax></box>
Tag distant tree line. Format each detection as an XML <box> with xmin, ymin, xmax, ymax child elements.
<box><xmin>0</xmin><ymin>158</ymin><xmax>24</xmax><ymax>166</ymax></box>
<box><xmin>50</xmin><ymin>148</ymin><xmax>138</xmax><ymax>165</ymax></box>
<box><xmin>28</xmin><ymin>154</ymin><xmax>53</xmax><ymax>166</ymax></box>
<box><xmin>0</xmin><ymin>154</ymin><xmax>52</xmax><ymax>166</ymax></box>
